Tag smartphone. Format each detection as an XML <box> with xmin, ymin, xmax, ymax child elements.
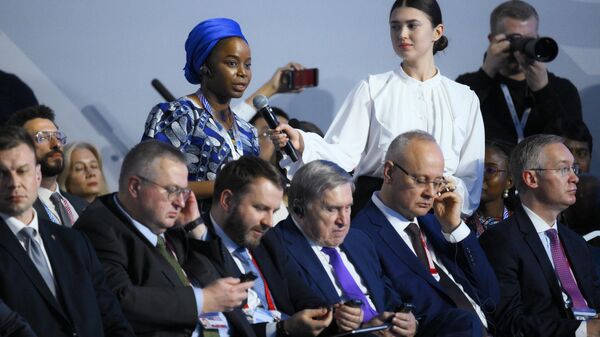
<box><xmin>344</xmin><ymin>299</ymin><xmax>363</xmax><ymax>308</ymax></box>
<box><xmin>282</xmin><ymin>68</ymin><xmax>319</xmax><ymax>90</ymax></box>
<box><xmin>239</xmin><ymin>271</ymin><xmax>257</xmax><ymax>282</ymax></box>
<box><xmin>395</xmin><ymin>303</ymin><xmax>415</xmax><ymax>313</ymax></box>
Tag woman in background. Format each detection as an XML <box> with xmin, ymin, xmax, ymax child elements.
<box><xmin>58</xmin><ymin>142</ymin><xmax>109</xmax><ymax>203</ymax></box>
<box><xmin>466</xmin><ymin>142</ymin><xmax>514</xmax><ymax>237</ymax></box>
<box><xmin>272</xmin><ymin>0</ymin><xmax>484</xmax><ymax>217</ymax></box>
<box><xmin>143</xmin><ymin>18</ymin><xmax>259</xmax><ymax>199</ymax></box>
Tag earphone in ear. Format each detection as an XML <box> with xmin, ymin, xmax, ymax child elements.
<box><xmin>292</xmin><ymin>199</ymin><xmax>305</xmax><ymax>217</ymax></box>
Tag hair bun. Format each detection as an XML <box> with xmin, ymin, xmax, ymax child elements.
<box><xmin>433</xmin><ymin>35</ymin><xmax>448</xmax><ymax>54</ymax></box>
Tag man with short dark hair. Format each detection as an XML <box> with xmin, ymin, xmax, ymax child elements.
<box><xmin>456</xmin><ymin>0</ymin><xmax>582</xmax><ymax>146</ymax></box>
<box><xmin>547</xmin><ymin>119</ymin><xmax>593</xmax><ymax>173</ymax></box>
<box><xmin>480</xmin><ymin>134</ymin><xmax>600</xmax><ymax>337</ymax></box>
<box><xmin>0</xmin><ymin>126</ymin><xmax>133</xmax><ymax>337</ymax></box>
<box><xmin>353</xmin><ymin>130</ymin><xmax>499</xmax><ymax>337</ymax></box>
<box><xmin>7</xmin><ymin>105</ymin><xmax>87</xmax><ymax>226</ymax></box>
<box><xmin>75</xmin><ymin>140</ymin><xmax>256</xmax><ymax>337</ymax></box>
<box><xmin>195</xmin><ymin>155</ymin><xmax>334</xmax><ymax>337</ymax></box>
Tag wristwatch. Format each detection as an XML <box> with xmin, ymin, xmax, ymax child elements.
<box><xmin>183</xmin><ymin>218</ymin><xmax>203</xmax><ymax>233</ymax></box>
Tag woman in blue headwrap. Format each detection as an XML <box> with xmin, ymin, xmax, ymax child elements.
<box><xmin>143</xmin><ymin>18</ymin><xmax>259</xmax><ymax>199</ymax></box>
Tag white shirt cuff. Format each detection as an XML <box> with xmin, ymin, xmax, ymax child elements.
<box><xmin>192</xmin><ymin>286</ymin><xmax>204</xmax><ymax>314</ymax></box>
<box><xmin>575</xmin><ymin>321</ymin><xmax>585</xmax><ymax>337</ymax></box>
<box><xmin>442</xmin><ymin>221</ymin><xmax>470</xmax><ymax>243</ymax></box>
<box><xmin>266</xmin><ymin>321</ymin><xmax>277</xmax><ymax>337</ymax></box>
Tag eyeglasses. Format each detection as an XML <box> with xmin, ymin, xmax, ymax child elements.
<box><xmin>137</xmin><ymin>175</ymin><xmax>192</xmax><ymax>201</ymax></box>
<box><xmin>31</xmin><ymin>131</ymin><xmax>67</xmax><ymax>145</ymax></box>
<box><xmin>391</xmin><ymin>161</ymin><xmax>446</xmax><ymax>189</ymax></box>
<box><xmin>527</xmin><ymin>164</ymin><xmax>580</xmax><ymax>176</ymax></box>
<box><xmin>484</xmin><ymin>166</ymin><xmax>507</xmax><ymax>177</ymax></box>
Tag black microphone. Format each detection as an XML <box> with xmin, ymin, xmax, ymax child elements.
<box><xmin>253</xmin><ymin>95</ymin><xmax>299</xmax><ymax>162</ymax></box>
<box><xmin>151</xmin><ymin>79</ymin><xmax>176</xmax><ymax>102</ymax></box>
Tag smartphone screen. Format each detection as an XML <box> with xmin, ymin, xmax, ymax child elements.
<box><xmin>284</xmin><ymin>68</ymin><xmax>319</xmax><ymax>90</ymax></box>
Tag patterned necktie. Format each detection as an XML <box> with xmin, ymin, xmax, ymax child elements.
<box><xmin>19</xmin><ymin>227</ymin><xmax>56</xmax><ymax>296</ymax></box>
<box><xmin>321</xmin><ymin>247</ymin><xmax>378</xmax><ymax>322</ymax></box>
<box><xmin>546</xmin><ymin>229</ymin><xmax>589</xmax><ymax>310</ymax></box>
<box><xmin>233</xmin><ymin>247</ymin><xmax>269</xmax><ymax>309</ymax></box>
<box><xmin>156</xmin><ymin>236</ymin><xmax>190</xmax><ymax>286</ymax></box>
<box><xmin>49</xmin><ymin>192</ymin><xmax>75</xmax><ymax>227</ymax></box>
<box><xmin>404</xmin><ymin>223</ymin><xmax>477</xmax><ymax>314</ymax></box>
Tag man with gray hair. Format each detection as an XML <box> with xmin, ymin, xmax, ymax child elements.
<box><xmin>480</xmin><ymin>134</ymin><xmax>600</xmax><ymax>336</ymax></box>
<box><xmin>456</xmin><ymin>0</ymin><xmax>582</xmax><ymax>146</ymax></box>
<box><xmin>74</xmin><ymin>140</ymin><xmax>256</xmax><ymax>337</ymax></box>
<box><xmin>353</xmin><ymin>130</ymin><xmax>499</xmax><ymax>337</ymax></box>
<box><xmin>274</xmin><ymin>160</ymin><xmax>417</xmax><ymax>336</ymax></box>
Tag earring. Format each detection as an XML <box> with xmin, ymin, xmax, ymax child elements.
<box><xmin>503</xmin><ymin>189</ymin><xmax>509</xmax><ymax>199</ymax></box>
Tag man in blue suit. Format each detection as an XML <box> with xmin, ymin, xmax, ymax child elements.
<box><xmin>479</xmin><ymin>134</ymin><xmax>600</xmax><ymax>336</ymax></box>
<box><xmin>0</xmin><ymin>126</ymin><xmax>133</xmax><ymax>337</ymax></box>
<box><xmin>273</xmin><ymin>160</ymin><xmax>416</xmax><ymax>336</ymax></box>
<box><xmin>353</xmin><ymin>130</ymin><xmax>499</xmax><ymax>337</ymax></box>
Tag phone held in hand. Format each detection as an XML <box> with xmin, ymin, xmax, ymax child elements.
<box><xmin>282</xmin><ymin>68</ymin><xmax>319</xmax><ymax>90</ymax></box>
<box><xmin>395</xmin><ymin>303</ymin><xmax>415</xmax><ymax>313</ymax></box>
<box><xmin>239</xmin><ymin>271</ymin><xmax>257</xmax><ymax>282</ymax></box>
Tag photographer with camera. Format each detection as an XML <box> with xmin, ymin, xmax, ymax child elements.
<box><xmin>456</xmin><ymin>0</ymin><xmax>582</xmax><ymax>146</ymax></box>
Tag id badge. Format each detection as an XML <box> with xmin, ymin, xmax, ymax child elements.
<box><xmin>199</xmin><ymin>312</ymin><xmax>229</xmax><ymax>337</ymax></box>
<box><xmin>572</xmin><ymin>307</ymin><xmax>597</xmax><ymax>321</ymax></box>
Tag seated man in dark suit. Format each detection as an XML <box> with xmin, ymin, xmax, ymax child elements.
<box><xmin>353</xmin><ymin>130</ymin><xmax>499</xmax><ymax>337</ymax></box>
<box><xmin>74</xmin><ymin>140</ymin><xmax>255</xmax><ymax>337</ymax></box>
<box><xmin>0</xmin><ymin>126</ymin><xmax>133</xmax><ymax>337</ymax></box>
<box><xmin>274</xmin><ymin>159</ymin><xmax>417</xmax><ymax>336</ymax></box>
<box><xmin>191</xmin><ymin>156</ymin><xmax>334</xmax><ymax>337</ymax></box>
<box><xmin>479</xmin><ymin>134</ymin><xmax>600</xmax><ymax>336</ymax></box>
<box><xmin>7</xmin><ymin>105</ymin><xmax>87</xmax><ymax>226</ymax></box>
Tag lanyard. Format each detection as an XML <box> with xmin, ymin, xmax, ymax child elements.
<box><xmin>197</xmin><ymin>91</ymin><xmax>244</xmax><ymax>159</ymax></box>
<box><xmin>249</xmin><ymin>252</ymin><xmax>277</xmax><ymax>311</ymax></box>
<box><xmin>416</xmin><ymin>229</ymin><xmax>440</xmax><ymax>281</ymax></box>
<box><xmin>500</xmin><ymin>83</ymin><xmax>531</xmax><ymax>143</ymax></box>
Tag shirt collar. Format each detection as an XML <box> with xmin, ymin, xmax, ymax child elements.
<box><xmin>396</xmin><ymin>63</ymin><xmax>442</xmax><ymax>87</ymax></box>
<box><xmin>1</xmin><ymin>209</ymin><xmax>40</xmax><ymax>238</ymax></box>
<box><xmin>522</xmin><ymin>204</ymin><xmax>557</xmax><ymax>234</ymax></box>
<box><xmin>210</xmin><ymin>212</ymin><xmax>243</xmax><ymax>255</ymax></box>
<box><xmin>371</xmin><ymin>191</ymin><xmax>416</xmax><ymax>232</ymax></box>
<box><xmin>113</xmin><ymin>194</ymin><xmax>160</xmax><ymax>246</ymax></box>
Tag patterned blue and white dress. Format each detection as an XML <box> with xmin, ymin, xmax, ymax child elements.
<box><xmin>143</xmin><ymin>95</ymin><xmax>260</xmax><ymax>181</ymax></box>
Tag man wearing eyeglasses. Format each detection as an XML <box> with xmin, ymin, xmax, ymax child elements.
<box><xmin>479</xmin><ymin>134</ymin><xmax>600</xmax><ymax>337</ymax></box>
<box><xmin>7</xmin><ymin>105</ymin><xmax>88</xmax><ymax>227</ymax></box>
<box><xmin>353</xmin><ymin>130</ymin><xmax>499</xmax><ymax>337</ymax></box>
<box><xmin>74</xmin><ymin>140</ymin><xmax>257</xmax><ymax>337</ymax></box>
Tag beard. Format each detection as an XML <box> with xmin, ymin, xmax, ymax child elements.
<box><xmin>223</xmin><ymin>206</ymin><xmax>269</xmax><ymax>249</ymax></box>
<box><xmin>39</xmin><ymin>149</ymin><xmax>64</xmax><ymax>177</ymax></box>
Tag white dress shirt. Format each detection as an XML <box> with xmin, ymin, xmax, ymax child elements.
<box><xmin>1</xmin><ymin>210</ymin><xmax>55</xmax><ymax>277</ymax></box>
<box><xmin>522</xmin><ymin>204</ymin><xmax>587</xmax><ymax>337</ymax></box>
<box><xmin>282</xmin><ymin>66</ymin><xmax>484</xmax><ymax>216</ymax></box>
<box><xmin>38</xmin><ymin>182</ymin><xmax>79</xmax><ymax>224</ymax></box>
<box><xmin>371</xmin><ymin>193</ymin><xmax>487</xmax><ymax>327</ymax></box>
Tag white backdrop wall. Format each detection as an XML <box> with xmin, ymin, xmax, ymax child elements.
<box><xmin>2</xmin><ymin>0</ymin><xmax>599</xmax><ymax>189</ymax></box>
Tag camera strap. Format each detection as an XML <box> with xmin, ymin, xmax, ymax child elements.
<box><xmin>500</xmin><ymin>83</ymin><xmax>531</xmax><ymax>143</ymax></box>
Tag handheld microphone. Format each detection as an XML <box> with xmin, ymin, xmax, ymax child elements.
<box><xmin>151</xmin><ymin>79</ymin><xmax>176</xmax><ymax>102</ymax></box>
<box><xmin>252</xmin><ymin>95</ymin><xmax>299</xmax><ymax>162</ymax></box>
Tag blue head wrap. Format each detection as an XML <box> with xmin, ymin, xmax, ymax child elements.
<box><xmin>184</xmin><ymin>18</ymin><xmax>248</xmax><ymax>85</ymax></box>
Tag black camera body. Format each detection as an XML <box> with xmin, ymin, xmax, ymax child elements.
<box><xmin>508</xmin><ymin>34</ymin><xmax>558</xmax><ymax>62</ymax></box>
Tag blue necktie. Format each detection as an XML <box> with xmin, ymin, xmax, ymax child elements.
<box><xmin>233</xmin><ymin>247</ymin><xmax>269</xmax><ymax>309</ymax></box>
<box><xmin>19</xmin><ymin>227</ymin><xmax>56</xmax><ymax>296</ymax></box>
<box><xmin>321</xmin><ymin>247</ymin><xmax>378</xmax><ymax>322</ymax></box>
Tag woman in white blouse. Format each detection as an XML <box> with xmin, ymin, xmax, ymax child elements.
<box><xmin>273</xmin><ymin>0</ymin><xmax>484</xmax><ymax>216</ymax></box>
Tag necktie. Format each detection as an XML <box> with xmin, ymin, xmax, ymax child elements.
<box><xmin>156</xmin><ymin>236</ymin><xmax>190</xmax><ymax>286</ymax></box>
<box><xmin>19</xmin><ymin>227</ymin><xmax>56</xmax><ymax>296</ymax></box>
<box><xmin>49</xmin><ymin>192</ymin><xmax>75</xmax><ymax>227</ymax></box>
<box><xmin>233</xmin><ymin>247</ymin><xmax>269</xmax><ymax>309</ymax></box>
<box><xmin>404</xmin><ymin>223</ymin><xmax>477</xmax><ymax>314</ymax></box>
<box><xmin>546</xmin><ymin>229</ymin><xmax>589</xmax><ymax>310</ymax></box>
<box><xmin>321</xmin><ymin>247</ymin><xmax>378</xmax><ymax>322</ymax></box>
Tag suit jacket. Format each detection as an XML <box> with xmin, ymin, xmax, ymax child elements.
<box><xmin>190</xmin><ymin>215</ymin><xmax>326</xmax><ymax>337</ymax></box>
<box><xmin>0</xmin><ymin>299</ymin><xmax>37</xmax><ymax>337</ymax></box>
<box><xmin>352</xmin><ymin>200</ymin><xmax>499</xmax><ymax>334</ymax></box>
<box><xmin>273</xmin><ymin>216</ymin><xmax>401</xmax><ymax>312</ymax></box>
<box><xmin>479</xmin><ymin>204</ymin><xmax>600</xmax><ymax>337</ymax></box>
<box><xmin>73</xmin><ymin>193</ymin><xmax>255</xmax><ymax>337</ymax></box>
<box><xmin>33</xmin><ymin>189</ymin><xmax>88</xmax><ymax>224</ymax></box>
<box><xmin>0</xmin><ymin>217</ymin><xmax>133</xmax><ymax>337</ymax></box>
